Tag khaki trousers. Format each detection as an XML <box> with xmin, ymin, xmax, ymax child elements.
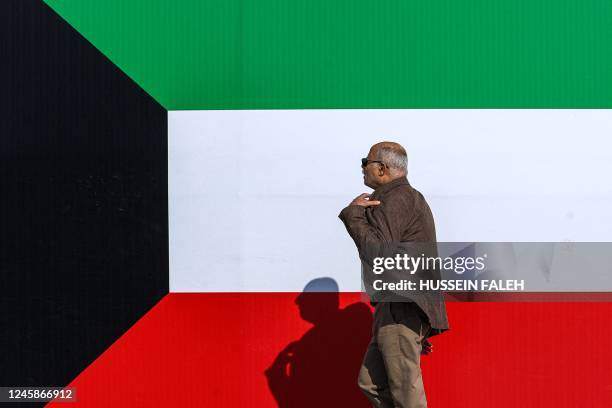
<box><xmin>358</xmin><ymin>302</ymin><xmax>431</xmax><ymax>408</ymax></box>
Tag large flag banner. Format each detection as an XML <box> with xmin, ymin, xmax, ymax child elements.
<box><xmin>3</xmin><ymin>0</ymin><xmax>612</xmax><ymax>406</ymax></box>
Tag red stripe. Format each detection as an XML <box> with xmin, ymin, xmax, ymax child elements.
<box><xmin>48</xmin><ymin>293</ymin><xmax>612</xmax><ymax>407</ymax></box>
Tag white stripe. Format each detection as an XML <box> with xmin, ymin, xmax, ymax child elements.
<box><xmin>169</xmin><ymin>109</ymin><xmax>612</xmax><ymax>292</ymax></box>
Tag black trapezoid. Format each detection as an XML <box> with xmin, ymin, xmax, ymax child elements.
<box><xmin>0</xmin><ymin>0</ymin><xmax>169</xmax><ymax>395</ymax></box>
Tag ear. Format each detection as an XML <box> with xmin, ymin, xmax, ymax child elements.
<box><xmin>378</xmin><ymin>164</ymin><xmax>385</xmax><ymax>176</ymax></box>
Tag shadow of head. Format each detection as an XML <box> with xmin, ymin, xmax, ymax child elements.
<box><xmin>294</xmin><ymin>277</ymin><xmax>340</xmax><ymax>324</ymax></box>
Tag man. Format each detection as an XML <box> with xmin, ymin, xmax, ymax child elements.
<box><xmin>339</xmin><ymin>142</ymin><xmax>448</xmax><ymax>408</ymax></box>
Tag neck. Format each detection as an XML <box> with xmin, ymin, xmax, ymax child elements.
<box><xmin>371</xmin><ymin>175</ymin><xmax>409</xmax><ymax>194</ymax></box>
<box><xmin>380</xmin><ymin>174</ymin><xmax>406</xmax><ymax>186</ymax></box>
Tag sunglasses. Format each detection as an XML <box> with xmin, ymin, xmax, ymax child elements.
<box><xmin>361</xmin><ymin>158</ymin><xmax>386</xmax><ymax>168</ymax></box>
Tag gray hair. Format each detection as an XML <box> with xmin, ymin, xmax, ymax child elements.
<box><xmin>376</xmin><ymin>144</ymin><xmax>408</xmax><ymax>175</ymax></box>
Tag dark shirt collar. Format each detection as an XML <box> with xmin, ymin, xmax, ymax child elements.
<box><xmin>371</xmin><ymin>176</ymin><xmax>410</xmax><ymax>198</ymax></box>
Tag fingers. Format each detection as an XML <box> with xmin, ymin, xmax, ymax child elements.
<box><xmin>421</xmin><ymin>339</ymin><xmax>433</xmax><ymax>355</ymax></box>
<box><xmin>354</xmin><ymin>193</ymin><xmax>371</xmax><ymax>202</ymax></box>
<box><xmin>349</xmin><ymin>193</ymin><xmax>381</xmax><ymax>207</ymax></box>
<box><xmin>362</xmin><ymin>199</ymin><xmax>381</xmax><ymax>207</ymax></box>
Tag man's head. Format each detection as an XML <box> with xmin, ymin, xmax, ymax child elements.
<box><xmin>361</xmin><ymin>141</ymin><xmax>408</xmax><ymax>189</ymax></box>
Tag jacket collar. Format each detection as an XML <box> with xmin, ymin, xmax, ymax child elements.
<box><xmin>371</xmin><ymin>176</ymin><xmax>410</xmax><ymax>198</ymax></box>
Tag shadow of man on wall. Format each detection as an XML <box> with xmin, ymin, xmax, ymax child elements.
<box><xmin>265</xmin><ymin>277</ymin><xmax>373</xmax><ymax>407</ymax></box>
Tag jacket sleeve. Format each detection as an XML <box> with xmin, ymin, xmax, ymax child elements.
<box><xmin>338</xmin><ymin>193</ymin><xmax>409</xmax><ymax>259</ymax></box>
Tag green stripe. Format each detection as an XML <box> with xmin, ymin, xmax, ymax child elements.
<box><xmin>45</xmin><ymin>0</ymin><xmax>612</xmax><ymax>110</ymax></box>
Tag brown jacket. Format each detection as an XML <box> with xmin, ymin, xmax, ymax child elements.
<box><xmin>339</xmin><ymin>176</ymin><xmax>449</xmax><ymax>335</ymax></box>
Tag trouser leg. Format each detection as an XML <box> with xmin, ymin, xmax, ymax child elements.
<box><xmin>361</xmin><ymin>302</ymin><xmax>430</xmax><ymax>408</ymax></box>
<box><xmin>358</xmin><ymin>338</ymin><xmax>395</xmax><ymax>408</ymax></box>
<box><xmin>377</xmin><ymin>321</ymin><xmax>427</xmax><ymax>408</ymax></box>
